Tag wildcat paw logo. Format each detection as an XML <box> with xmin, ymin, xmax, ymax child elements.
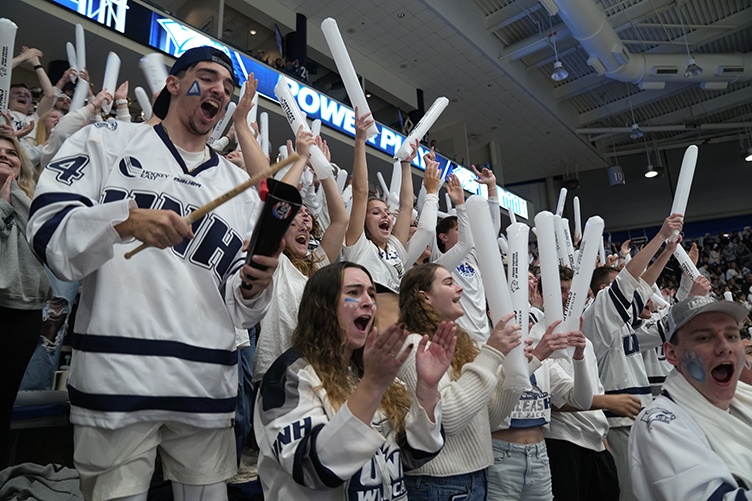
<box><xmin>271</xmin><ymin>201</ymin><xmax>293</xmax><ymax>220</ymax></box>
<box><xmin>641</xmin><ymin>407</ymin><xmax>676</xmax><ymax>431</ymax></box>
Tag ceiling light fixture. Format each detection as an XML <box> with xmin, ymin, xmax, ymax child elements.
<box><xmin>249</xmin><ymin>29</ymin><xmax>257</xmax><ymax>35</ymax></box>
<box><xmin>679</xmin><ymin>9</ymin><xmax>702</xmax><ymax>78</ymax></box>
<box><xmin>626</xmin><ymin>84</ymin><xmax>643</xmax><ymax>139</ymax></box>
<box><xmin>631</xmin><ymin>123</ymin><xmax>644</xmax><ymax>140</ymax></box>
<box><xmin>643</xmin><ymin>140</ymin><xmax>657</xmax><ymax>177</ymax></box>
<box><xmin>549</xmin><ymin>18</ymin><xmax>568</xmax><ymax>82</ymax></box>
<box><xmin>745</xmin><ymin>147</ymin><xmax>752</xmax><ymax>162</ymax></box>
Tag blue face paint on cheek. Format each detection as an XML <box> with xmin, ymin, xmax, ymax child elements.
<box><xmin>344</xmin><ymin>297</ymin><xmax>359</xmax><ymax>304</ymax></box>
<box><xmin>187</xmin><ymin>80</ymin><xmax>201</xmax><ymax>96</ymax></box>
<box><xmin>681</xmin><ymin>349</ymin><xmax>706</xmax><ymax>383</ymax></box>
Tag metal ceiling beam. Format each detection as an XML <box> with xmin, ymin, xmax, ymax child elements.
<box><xmin>485</xmin><ymin>0</ymin><xmax>541</xmax><ymax>33</ymax></box>
<box><xmin>501</xmin><ymin>0</ymin><xmax>676</xmax><ymax>61</ymax></box>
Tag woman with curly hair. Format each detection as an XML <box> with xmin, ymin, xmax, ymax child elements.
<box><xmin>396</xmin><ymin>262</ymin><xmax>526</xmax><ymax>500</ymax></box>
<box><xmin>0</xmin><ymin>134</ymin><xmax>50</xmax><ymax>467</ymax></box>
<box><xmin>254</xmin><ymin>261</ymin><xmax>456</xmax><ymax>500</ymax></box>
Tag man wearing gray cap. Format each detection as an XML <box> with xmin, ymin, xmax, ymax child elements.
<box><xmin>629</xmin><ymin>295</ymin><xmax>752</xmax><ymax>500</ymax></box>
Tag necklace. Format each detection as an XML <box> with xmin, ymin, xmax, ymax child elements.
<box><xmin>162</xmin><ymin>123</ymin><xmax>210</xmax><ymax>171</ymax></box>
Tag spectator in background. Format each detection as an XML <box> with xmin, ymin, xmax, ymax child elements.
<box><xmin>0</xmin><ymin>133</ymin><xmax>50</xmax><ymax>468</ymax></box>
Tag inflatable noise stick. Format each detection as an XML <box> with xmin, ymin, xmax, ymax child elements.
<box><xmin>125</xmin><ymin>154</ymin><xmax>300</xmax><ymax>259</ymax></box>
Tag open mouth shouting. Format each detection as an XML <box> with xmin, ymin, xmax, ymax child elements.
<box><xmin>200</xmin><ymin>99</ymin><xmax>221</xmax><ymax>122</ymax></box>
<box><xmin>711</xmin><ymin>361</ymin><xmax>735</xmax><ymax>385</ymax></box>
<box><xmin>354</xmin><ymin>314</ymin><xmax>373</xmax><ymax>334</ymax></box>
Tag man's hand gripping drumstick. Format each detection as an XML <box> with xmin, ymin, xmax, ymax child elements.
<box><xmin>122</xmin><ymin>154</ymin><xmax>300</xmax><ymax>259</ymax></box>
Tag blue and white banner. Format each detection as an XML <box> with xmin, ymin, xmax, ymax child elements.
<box><xmin>51</xmin><ymin>0</ymin><xmax>529</xmax><ymax>219</ymax></box>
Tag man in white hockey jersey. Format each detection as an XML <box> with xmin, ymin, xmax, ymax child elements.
<box><xmin>28</xmin><ymin>47</ymin><xmax>280</xmax><ymax>501</ymax></box>
<box><xmin>629</xmin><ymin>296</ymin><xmax>752</xmax><ymax>500</ymax></box>
<box><xmin>583</xmin><ymin>214</ymin><xmax>683</xmax><ymax>501</ymax></box>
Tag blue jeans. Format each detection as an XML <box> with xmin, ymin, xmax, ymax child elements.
<box><xmin>404</xmin><ymin>469</ymin><xmax>487</xmax><ymax>501</ymax></box>
<box><xmin>19</xmin><ymin>270</ymin><xmax>79</xmax><ymax>391</ymax></box>
<box><xmin>487</xmin><ymin>439</ymin><xmax>552</xmax><ymax>501</ymax></box>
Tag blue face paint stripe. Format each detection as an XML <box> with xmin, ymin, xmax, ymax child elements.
<box><xmin>344</xmin><ymin>298</ymin><xmax>359</xmax><ymax>304</ymax></box>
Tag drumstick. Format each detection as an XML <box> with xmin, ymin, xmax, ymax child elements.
<box><xmin>124</xmin><ymin>154</ymin><xmax>300</xmax><ymax>259</ymax></box>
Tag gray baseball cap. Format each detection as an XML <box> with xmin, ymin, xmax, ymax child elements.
<box><xmin>667</xmin><ymin>296</ymin><xmax>748</xmax><ymax>340</ymax></box>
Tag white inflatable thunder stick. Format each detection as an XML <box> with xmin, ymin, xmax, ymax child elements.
<box><xmin>535</xmin><ymin>211</ymin><xmax>568</xmax><ymax>358</ymax></box>
<box><xmin>100</xmin><ymin>51</ymin><xmax>121</xmax><ymax>114</ymax></box>
<box><xmin>274</xmin><ymin>75</ymin><xmax>331</xmax><ymax>179</ymax></box>
<box><xmin>0</xmin><ymin>19</ymin><xmax>18</xmax><ymax>113</ymax></box>
<box><xmin>321</xmin><ymin>18</ymin><xmax>378</xmax><ymax>138</ymax></box>
<box><xmin>134</xmin><ymin>86</ymin><xmax>152</xmax><ymax>120</ymax></box>
<box><xmin>139</xmin><ymin>53</ymin><xmax>169</xmax><ymax>96</ymax></box>
<box><xmin>208</xmin><ymin>101</ymin><xmax>236</xmax><ymax>145</ymax></box>
<box><xmin>573</xmin><ymin>196</ymin><xmax>582</xmax><ymax>243</ymax></box>
<box><xmin>393</xmin><ymin>97</ymin><xmax>449</xmax><ymax>160</ymax></box>
<box><xmin>561</xmin><ymin>216</ymin><xmax>604</xmax><ymax>357</ymax></box>
<box><xmin>667</xmin><ymin>145</ymin><xmax>698</xmax><ymax>242</ymax></box>
<box><xmin>555</xmin><ymin>187</ymin><xmax>567</xmax><ymax>217</ymax></box>
<box><xmin>467</xmin><ymin>196</ymin><xmax>530</xmax><ymax>389</ymax></box>
<box><xmin>507</xmin><ymin>222</ymin><xmax>530</xmax><ymax>346</ymax></box>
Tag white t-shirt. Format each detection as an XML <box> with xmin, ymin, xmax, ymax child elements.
<box><xmin>254</xmin><ymin>248</ymin><xmax>328</xmax><ymax>382</ymax></box>
<box><xmin>343</xmin><ymin>232</ymin><xmax>407</xmax><ymax>293</ymax></box>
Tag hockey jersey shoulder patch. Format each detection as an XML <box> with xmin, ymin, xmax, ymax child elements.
<box><xmin>640</xmin><ymin>406</ymin><xmax>676</xmax><ymax>431</ymax></box>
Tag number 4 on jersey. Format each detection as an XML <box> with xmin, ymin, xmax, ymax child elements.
<box><xmin>47</xmin><ymin>155</ymin><xmax>89</xmax><ymax>185</ymax></box>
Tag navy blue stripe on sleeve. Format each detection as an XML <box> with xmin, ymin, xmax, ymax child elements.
<box><xmin>707</xmin><ymin>481</ymin><xmax>747</xmax><ymax>501</ymax></box>
<box><xmin>400</xmin><ymin>425</ymin><xmax>445</xmax><ymax>472</ymax></box>
<box><xmin>608</xmin><ymin>287</ymin><xmax>631</xmax><ymax>324</ymax></box>
<box><xmin>29</xmin><ymin>192</ymin><xmax>94</xmax><ymax>219</ymax></box>
<box><xmin>70</xmin><ymin>333</ymin><xmax>238</xmax><ymax>366</ymax></box>
<box><xmin>293</xmin><ymin>423</ymin><xmax>345</xmax><ymax>488</ymax></box>
<box><xmin>68</xmin><ymin>384</ymin><xmax>236</xmax><ymax>414</ymax></box>
<box><xmin>605</xmin><ymin>386</ymin><xmax>651</xmax><ymax>395</ymax></box>
<box><xmin>33</xmin><ymin>206</ymin><xmax>78</xmax><ymax>265</ymax></box>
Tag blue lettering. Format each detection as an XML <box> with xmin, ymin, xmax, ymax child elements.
<box><xmin>189</xmin><ymin>213</ymin><xmax>243</xmax><ymax>279</ymax></box>
<box><xmin>623</xmin><ymin>332</ymin><xmax>640</xmax><ymax>356</ymax></box>
<box><xmin>132</xmin><ymin>190</ymin><xmax>159</xmax><ymax>209</ymax></box>
<box><xmin>101</xmin><ymin>188</ymin><xmax>128</xmax><ymax>204</ymax></box>
<box><xmin>48</xmin><ymin>154</ymin><xmax>89</xmax><ymax>185</ymax></box>
<box><xmin>286</xmin><ymin>78</ymin><xmax>301</xmax><ymax>97</ymax></box>
<box><xmin>271</xmin><ymin>417</ymin><xmax>312</xmax><ymax>461</ymax></box>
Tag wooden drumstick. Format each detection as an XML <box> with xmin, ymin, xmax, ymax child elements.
<box><xmin>124</xmin><ymin>153</ymin><xmax>300</xmax><ymax>260</ymax></box>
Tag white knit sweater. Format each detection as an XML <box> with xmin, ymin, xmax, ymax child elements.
<box><xmin>398</xmin><ymin>335</ymin><xmax>523</xmax><ymax>476</ymax></box>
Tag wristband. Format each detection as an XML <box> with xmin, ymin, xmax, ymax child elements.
<box><xmin>33</xmin><ymin>64</ymin><xmax>43</xmax><ymax>71</ymax></box>
<box><xmin>115</xmin><ymin>99</ymin><xmax>128</xmax><ymax>106</ymax></box>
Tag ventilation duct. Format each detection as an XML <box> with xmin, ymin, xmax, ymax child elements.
<box><xmin>551</xmin><ymin>0</ymin><xmax>752</xmax><ymax>85</ymax></box>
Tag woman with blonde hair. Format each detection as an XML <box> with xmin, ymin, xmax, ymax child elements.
<box><xmin>254</xmin><ymin>261</ymin><xmax>456</xmax><ymax>500</ymax></box>
<box><xmin>397</xmin><ymin>262</ymin><xmax>527</xmax><ymax>500</ymax></box>
<box><xmin>0</xmin><ymin>133</ymin><xmax>50</xmax><ymax>467</ymax></box>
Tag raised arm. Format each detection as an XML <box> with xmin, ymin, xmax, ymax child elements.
<box><xmin>21</xmin><ymin>47</ymin><xmax>55</xmax><ymax>116</ymax></box>
<box><xmin>391</xmin><ymin>141</ymin><xmax>421</xmax><ymax>247</ymax></box>
<box><xmin>472</xmin><ymin>164</ymin><xmax>500</xmax><ymax>234</ymax></box>
<box><xmin>345</xmin><ymin>108</ymin><xmax>374</xmax><ymax>246</ymax></box>
<box><xmin>280</xmin><ymin>127</ymin><xmax>314</xmax><ymax>187</ymax></box>
<box><xmin>318</xmin><ymin>156</ymin><xmax>348</xmax><ymax>263</ymax></box>
<box><xmin>625</xmin><ymin>214</ymin><xmax>683</xmax><ymax>280</ymax></box>
<box><xmin>232</xmin><ymin>74</ymin><xmax>268</xmax><ymax>180</ymax></box>
<box><xmin>641</xmin><ymin>237</ymin><xmax>679</xmax><ymax>287</ymax></box>
<box><xmin>405</xmin><ymin>152</ymin><xmax>440</xmax><ymax>267</ymax></box>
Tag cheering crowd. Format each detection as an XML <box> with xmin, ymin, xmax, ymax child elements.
<box><xmin>2</xmin><ymin>26</ymin><xmax>752</xmax><ymax>501</ymax></box>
